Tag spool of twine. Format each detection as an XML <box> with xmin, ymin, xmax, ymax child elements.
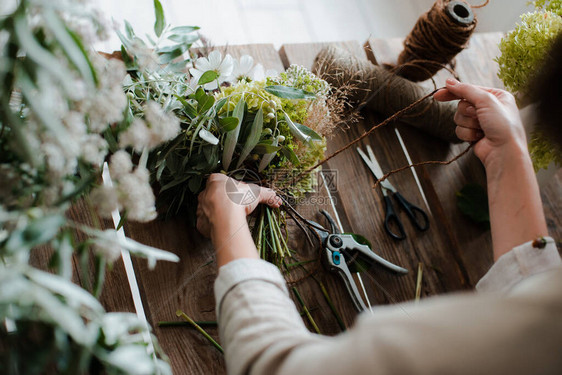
<box><xmin>312</xmin><ymin>45</ymin><xmax>461</xmax><ymax>143</ymax></box>
<box><xmin>396</xmin><ymin>0</ymin><xmax>477</xmax><ymax>82</ymax></box>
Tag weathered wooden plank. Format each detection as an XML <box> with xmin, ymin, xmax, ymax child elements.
<box><xmin>28</xmin><ymin>199</ymin><xmax>136</xmax><ymax>313</ymax></box>
<box><xmin>364</xmin><ymin>33</ymin><xmax>505</xmax><ymax>285</ymax></box>
<box><xmin>279</xmin><ymin>40</ymin><xmax>469</xmax><ymax>314</ymax></box>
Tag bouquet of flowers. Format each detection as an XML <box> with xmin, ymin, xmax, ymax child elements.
<box><xmin>111</xmin><ymin>8</ymin><xmax>350</xmax><ymax>267</ymax></box>
<box><xmin>1</xmin><ymin>0</ymin><xmax>351</xmax><ymax>372</ymax></box>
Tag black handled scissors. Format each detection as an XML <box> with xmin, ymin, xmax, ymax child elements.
<box><xmin>357</xmin><ymin>145</ymin><xmax>430</xmax><ymax>240</ymax></box>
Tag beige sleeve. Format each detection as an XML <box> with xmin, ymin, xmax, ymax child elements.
<box><xmin>215</xmin><ymin>248</ymin><xmax>562</xmax><ymax>375</ymax></box>
<box><xmin>476</xmin><ymin>237</ymin><xmax>561</xmax><ymax>293</ymax></box>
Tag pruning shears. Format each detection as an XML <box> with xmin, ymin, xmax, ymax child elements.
<box><xmin>309</xmin><ymin>210</ymin><xmax>408</xmax><ymax>311</ymax></box>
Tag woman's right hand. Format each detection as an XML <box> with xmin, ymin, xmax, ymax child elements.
<box><xmin>434</xmin><ymin>78</ymin><xmax>527</xmax><ymax>167</ymax></box>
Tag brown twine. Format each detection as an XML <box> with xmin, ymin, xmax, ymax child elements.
<box><xmin>292</xmin><ymin>88</ymin><xmax>440</xmax><ymax>185</ymax></box>
<box><xmin>471</xmin><ymin>0</ymin><xmax>490</xmax><ymax>8</ymax></box>
<box><xmin>396</xmin><ymin>0</ymin><xmax>479</xmax><ymax>82</ymax></box>
<box><xmin>312</xmin><ymin>46</ymin><xmax>460</xmax><ymax>143</ymax></box>
<box><xmin>372</xmin><ymin>143</ymin><xmax>474</xmax><ymax>189</ymax></box>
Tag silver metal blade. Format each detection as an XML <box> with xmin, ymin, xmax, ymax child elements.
<box><xmin>356</xmin><ymin>147</ymin><xmax>383</xmax><ymax>179</ymax></box>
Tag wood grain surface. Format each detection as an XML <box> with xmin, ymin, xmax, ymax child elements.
<box><xmin>98</xmin><ymin>34</ymin><xmax>560</xmax><ymax>374</ymax></box>
<box><xmin>28</xmin><ymin>199</ymin><xmax>136</xmax><ymax>313</ymax></box>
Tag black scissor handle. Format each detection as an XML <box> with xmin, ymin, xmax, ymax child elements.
<box><xmin>383</xmin><ymin>195</ymin><xmax>406</xmax><ymax>240</ymax></box>
<box><xmin>393</xmin><ymin>192</ymin><xmax>430</xmax><ymax>232</ymax></box>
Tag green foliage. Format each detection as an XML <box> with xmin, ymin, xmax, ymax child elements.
<box><xmin>529</xmin><ymin>130</ymin><xmax>562</xmax><ymax>170</ymax></box>
<box><xmin>532</xmin><ymin>0</ymin><xmax>562</xmax><ymax>16</ymax></box>
<box><xmin>153</xmin><ymin>0</ymin><xmax>166</xmax><ymax>37</ymax></box>
<box><xmin>496</xmin><ymin>11</ymin><xmax>562</xmax><ymax>93</ymax></box>
<box><xmin>456</xmin><ymin>184</ymin><xmax>490</xmax><ymax>227</ymax></box>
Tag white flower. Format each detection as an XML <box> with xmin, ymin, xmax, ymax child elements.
<box><xmin>109</xmin><ymin>151</ymin><xmax>133</xmax><ymax>179</ymax></box>
<box><xmin>81</xmin><ymin>55</ymin><xmax>127</xmax><ymax>133</ymax></box>
<box><xmin>92</xmin><ymin>230</ymin><xmax>122</xmax><ymax>263</ymax></box>
<box><xmin>117</xmin><ymin>167</ymin><xmax>157</xmax><ymax>222</ymax></box>
<box><xmin>119</xmin><ymin>119</ymin><xmax>151</xmax><ymax>151</ymax></box>
<box><xmin>90</xmin><ymin>185</ymin><xmax>119</xmax><ymax>218</ymax></box>
<box><xmin>144</xmin><ymin>102</ymin><xmax>181</xmax><ymax>148</ymax></box>
<box><xmin>189</xmin><ymin>50</ymin><xmax>234</xmax><ymax>90</ymax></box>
<box><xmin>81</xmin><ymin>134</ymin><xmax>108</xmax><ymax>166</ymax></box>
<box><xmin>228</xmin><ymin>55</ymin><xmax>266</xmax><ymax>83</ymax></box>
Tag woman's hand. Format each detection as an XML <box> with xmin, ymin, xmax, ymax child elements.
<box><xmin>435</xmin><ymin>78</ymin><xmax>547</xmax><ymax>260</ymax></box>
<box><xmin>197</xmin><ymin>173</ymin><xmax>282</xmax><ymax>266</ymax></box>
<box><xmin>434</xmin><ymin>78</ymin><xmax>527</xmax><ymax>167</ymax></box>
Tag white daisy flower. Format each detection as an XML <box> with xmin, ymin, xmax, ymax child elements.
<box><xmin>228</xmin><ymin>55</ymin><xmax>266</xmax><ymax>83</ymax></box>
<box><xmin>189</xmin><ymin>50</ymin><xmax>234</xmax><ymax>90</ymax></box>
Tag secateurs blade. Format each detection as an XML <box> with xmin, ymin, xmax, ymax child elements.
<box><xmin>309</xmin><ymin>210</ymin><xmax>408</xmax><ymax>312</ymax></box>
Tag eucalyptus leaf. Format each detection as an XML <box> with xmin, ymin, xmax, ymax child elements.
<box><xmin>26</xmin><ymin>268</ymin><xmax>105</xmax><ymax>314</ymax></box>
<box><xmin>153</xmin><ymin>0</ymin><xmax>166</xmax><ymax>37</ymax></box>
<box><xmin>281</xmin><ymin>146</ymin><xmax>300</xmax><ymax>166</ymax></box>
<box><xmin>188</xmin><ymin>174</ymin><xmax>202</xmax><ymax>193</ymax></box>
<box><xmin>170</xmin><ymin>26</ymin><xmax>200</xmax><ymax>34</ymax></box>
<box><xmin>236</xmin><ymin>107</ymin><xmax>263</xmax><ymax>169</ymax></box>
<box><xmin>198</xmin><ymin>70</ymin><xmax>219</xmax><ymax>85</ymax></box>
<box><xmin>198</xmin><ymin>128</ymin><xmax>219</xmax><ymax>145</ymax></box>
<box><xmin>222</xmin><ymin>99</ymin><xmax>245</xmax><ymax>170</ymax></box>
<box><xmin>283</xmin><ymin>111</ymin><xmax>312</xmax><ymax>144</ymax></box>
<box><xmin>215</xmin><ymin>97</ymin><xmax>228</xmax><ymax>113</ymax></box>
<box><xmin>157</xmin><ymin>47</ymin><xmax>185</xmax><ymax>64</ymax></box>
<box><xmin>218</xmin><ymin>117</ymin><xmax>239</xmax><ymax>132</ymax></box>
<box><xmin>167</xmin><ymin>33</ymin><xmax>199</xmax><ymax>45</ymax></box>
<box><xmin>5</xmin><ymin>214</ymin><xmax>66</xmax><ymax>253</ymax></box>
<box><xmin>124</xmin><ymin>20</ymin><xmax>135</xmax><ymax>39</ymax></box>
<box><xmin>157</xmin><ymin>43</ymin><xmax>188</xmax><ymax>54</ymax></box>
<box><xmin>258</xmin><ymin>138</ymin><xmax>279</xmax><ymax>172</ymax></box>
<box><xmin>265</xmin><ymin>85</ymin><xmax>316</xmax><ymax>100</ymax></box>
<box><xmin>197</xmin><ymin>93</ymin><xmax>215</xmax><ymax>114</ymax></box>
<box><xmin>253</xmin><ymin>143</ymin><xmax>282</xmax><ymax>154</ymax></box>
<box><xmin>173</xmin><ymin>94</ymin><xmax>197</xmax><ymax>119</ymax></box>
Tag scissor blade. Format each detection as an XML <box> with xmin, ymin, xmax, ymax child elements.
<box><xmin>356</xmin><ymin>147</ymin><xmax>383</xmax><ymax>179</ymax></box>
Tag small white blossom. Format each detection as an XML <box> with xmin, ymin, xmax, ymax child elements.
<box><xmin>82</xmin><ymin>55</ymin><xmax>127</xmax><ymax>133</ymax></box>
<box><xmin>109</xmin><ymin>151</ymin><xmax>133</xmax><ymax>179</ymax></box>
<box><xmin>93</xmin><ymin>230</ymin><xmax>122</xmax><ymax>263</ymax></box>
<box><xmin>90</xmin><ymin>185</ymin><xmax>119</xmax><ymax>218</ymax></box>
<box><xmin>81</xmin><ymin>134</ymin><xmax>108</xmax><ymax>166</ymax></box>
<box><xmin>119</xmin><ymin>118</ymin><xmax>151</xmax><ymax>151</ymax></box>
<box><xmin>189</xmin><ymin>50</ymin><xmax>234</xmax><ymax>90</ymax></box>
<box><xmin>144</xmin><ymin>102</ymin><xmax>181</xmax><ymax>148</ymax></box>
<box><xmin>117</xmin><ymin>167</ymin><xmax>157</xmax><ymax>222</ymax></box>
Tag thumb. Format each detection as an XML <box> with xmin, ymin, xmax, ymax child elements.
<box><xmin>258</xmin><ymin>187</ymin><xmax>282</xmax><ymax>208</ymax></box>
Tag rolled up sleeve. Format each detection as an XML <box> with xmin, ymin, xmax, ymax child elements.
<box><xmin>476</xmin><ymin>237</ymin><xmax>561</xmax><ymax>293</ymax></box>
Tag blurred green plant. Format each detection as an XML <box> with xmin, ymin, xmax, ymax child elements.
<box><xmin>496</xmin><ymin>2</ymin><xmax>562</xmax><ymax>170</ymax></box>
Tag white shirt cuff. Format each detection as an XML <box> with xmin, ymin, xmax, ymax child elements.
<box><xmin>214</xmin><ymin>258</ymin><xmax>288</xmax><ymax>318</ymax></box>
<box><xmin>476</xmin><ymin>237</ymin><xmax>561</xmax><ymax>294</ymax></box>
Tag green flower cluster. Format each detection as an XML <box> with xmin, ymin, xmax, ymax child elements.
<box><xmin>218</xmin><ymin>80</ymin><xmax>282</xmax><ymax>123</ymax></box>
<box><xmin>268</xmin><ymin>64</ymin><xmax>330</xmax><ymax>97</ymax></box>
<box><xmin>496</xmin><ymin>11</ymin><xmax>562</xmax><ymax>93</ymax></box>
<box><xmin>529</xmin><ymin>130</ymin><xmax>562</xmax><ymax>170</ymax></box>
<box><xmin>532</xmin><ymin>0</ymin><xmax>562</xmax><ymax>16</ymax></box>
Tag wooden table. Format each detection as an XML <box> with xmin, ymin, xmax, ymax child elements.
<box><xmin>35</xmin><ymin>33</ymin><xmax>561</xmax><ymax>374</ymax></box>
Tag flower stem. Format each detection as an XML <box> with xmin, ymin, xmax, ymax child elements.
<box><xmin>292</xmin><ymin>287</ymin><xmax>321</xmax><ymax>334</ymax></box>
<box><xmin>415</xmin><ymin>262</ymin><xmax>423</xmax><ymax>303</ymax></box>
<box><xmin>315</xmin><ymin>278</ymin><xmax>346</xmax><ymax>331</ymax></box>
<box><xmin>176</xmin><ymin>310</ymin><xmax>224</xmax><ymax>354</ymax></box>
<box><xmin>158</xmin><ymin>320</ymin><xmax>217</xmax><ymax>327</ymax></box>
